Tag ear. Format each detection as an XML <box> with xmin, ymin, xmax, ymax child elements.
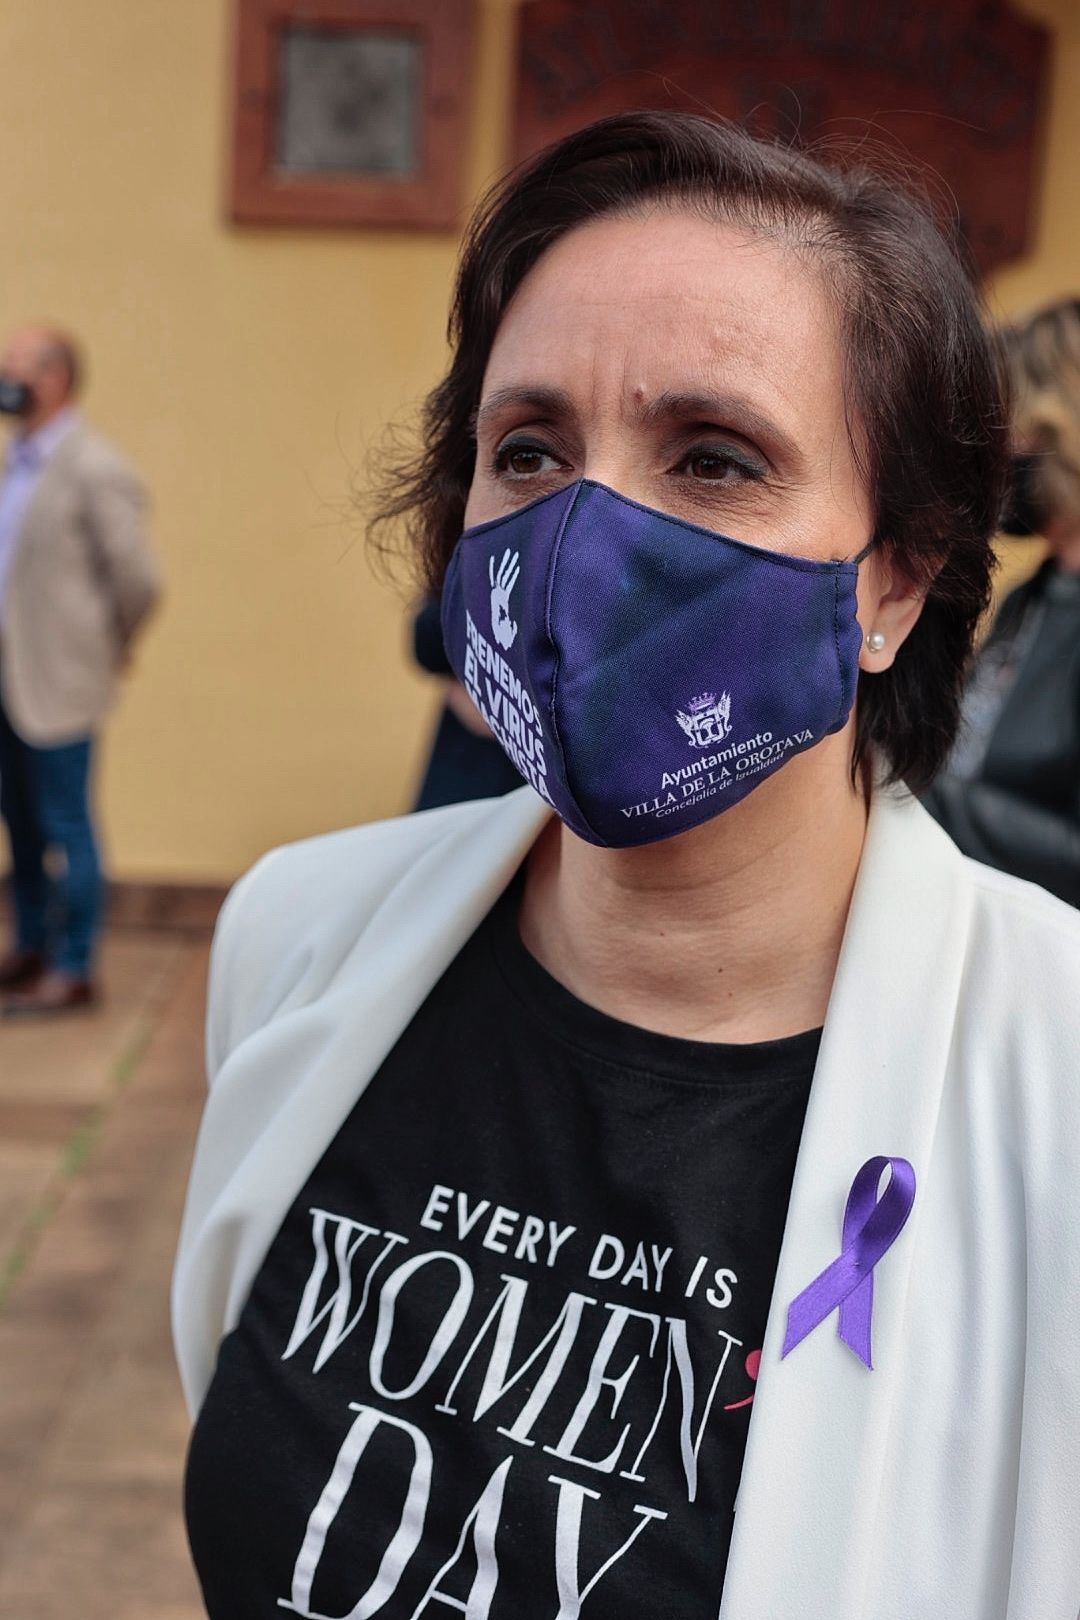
<box><xmin>857</xmin><ymin>551</ymin><xmax>929</xmax><ymax>674</ymax></box>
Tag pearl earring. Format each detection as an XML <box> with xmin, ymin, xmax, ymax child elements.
<box><xmin>866</xmin><ymin>630</ymin><xmax>886</xmax><ymax>653</ymax></box>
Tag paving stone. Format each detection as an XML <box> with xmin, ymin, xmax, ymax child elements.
<box><xmin>0</xmin><ymin>1321</ymin><xmax>82</xmax><ymax>1559</ymax></box>
<box><xmin>0</xmin><ymin>931</ymin><xmax>189</xmax><ymax>1314</ymax></box>
<box><xmin>0</xmin><ymin>1141</ymin><xmax>56</xmax><ymax>1256</ymax></box>
<box><xmin>0</xmin><ymin>935</ymin><xmax>184</xmax><ymax>1110</ymax></box>
<box><xmin>0</xmin><ymin>1481</ymin><xmax>204</xmax><ymax>1617</ymax></box>
<box><xmin>0</xmin><ymin>933</ymin><xmax>211</xmax><ymax>1615</ymax></box>
<box><xmin>35</xmin><ymin>1351</ymin><xmax>195</xmax><ymax>1490</ymax></box>
<box><xmin>0</xmin><ymin>1098</ymin><xmax>95</xmax><ymax>1143</ymax></box>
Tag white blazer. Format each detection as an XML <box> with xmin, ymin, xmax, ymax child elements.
<box><xmin>173</xmin><ymin>785</ymin><xmax>1080</xmax><ymax>1620</ymax></box>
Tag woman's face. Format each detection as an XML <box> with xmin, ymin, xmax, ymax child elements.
<box><xmin>465</xmin><ymin>209</ymin><xmax>875</xmax><ymax>565</ymax></box>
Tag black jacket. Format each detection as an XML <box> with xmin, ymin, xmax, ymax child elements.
<box><xmin>923</xmin><ymin>561</ymin><xmax>1080</xmax><ymax>907</ymax></box>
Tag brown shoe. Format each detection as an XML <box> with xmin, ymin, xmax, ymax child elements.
<box><xmin>0</xmin><ymin>948</ymin><xmax>47</xmax><ymax>990</ymax></box>
<box><xmin>2</xmin><ymin>970</ymin><xmax>98</xmax><ymax>1017</ymax></box>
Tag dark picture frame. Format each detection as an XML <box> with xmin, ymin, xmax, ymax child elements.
<box><xmin>229</xmin><ymin>0</ymin><xmax>474</xmax><ymax>230</ymax></box>
<box><xmin>512</xmin><ymin>0</ymin><xmax>1049</xmax><ymax>276</ymax></box>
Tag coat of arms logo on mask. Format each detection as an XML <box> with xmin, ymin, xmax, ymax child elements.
<box><xmin>675</xmin><ymin>691</ymin><xmax>732</xmax><ymax>749</ymax></box>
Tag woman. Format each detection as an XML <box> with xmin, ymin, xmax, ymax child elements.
<box><xmin>923</xmin><ymin>296</ymin><xmax>1080</xmax><ymax>906</ymax></box>
<box><xmin>174</xmin><ymin>116</ymin><xmax>1080</xmax><ymax>1619</ymax></box>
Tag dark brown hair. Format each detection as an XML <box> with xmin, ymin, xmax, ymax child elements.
<box><xmin>372</xmin><ymin>112</ymin><xmax>1008</xmax><ymax>791</ymax></box>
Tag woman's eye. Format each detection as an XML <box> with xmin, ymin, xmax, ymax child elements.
<box><xmin>679</xmin><ymin>447</ymin><xmax>764</xmax><ymax>484</ymax></box>
<box><xmin>493</xmin><ymin>439</ymin><xmax>563</xmax><ymax>479</ymax></box>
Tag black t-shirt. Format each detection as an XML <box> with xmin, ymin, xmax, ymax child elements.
<box><xmin>185</xmin><ymin>874</ymin><xmax>818</xmax><ymax>1619</ymax></box>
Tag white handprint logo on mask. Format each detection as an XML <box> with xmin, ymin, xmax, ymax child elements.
<box><xmin>489</xmin><ymin>547</ymin><xmax>520</xmax><ymax>651</ymax></box>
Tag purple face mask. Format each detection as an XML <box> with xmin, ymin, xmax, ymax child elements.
<box><xmin>440</xmin><ymin>479</ymin><xmax>873</xmax><ymax>848</ymax></box>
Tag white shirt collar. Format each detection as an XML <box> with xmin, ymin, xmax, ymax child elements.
<box><xmin>16</xmin><ymin>405</ymin><xmax>78</xmax><ymax>464</ymax></box>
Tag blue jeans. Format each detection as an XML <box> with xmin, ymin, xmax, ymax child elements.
<box><xmin>0</xmin><ymin>690</ymin><xmax>101</xmax><ymax>977</ymax></box>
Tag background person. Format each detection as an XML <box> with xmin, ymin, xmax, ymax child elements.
<box><xmin>923</xmin><ymin>296</ymin><xmax>1080</xmax><ymax>906</ymax></box>
<box><xmin>0</xmin><ymin>325</ymin><xmax>161</xmax><ymax>1014</ymax></box>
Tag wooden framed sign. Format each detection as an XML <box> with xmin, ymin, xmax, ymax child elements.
<box><xmin>229</xmin><ymin>0</ymin><xmax>474</xmax><ymax>229</ymax></box>
<box><xmin>513</xmin><ymin>0</ymin><xmax>1049</xmax><ymax>276</ymax></box>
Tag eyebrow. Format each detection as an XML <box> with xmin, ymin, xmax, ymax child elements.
<box><xmin>472</xmin><ymin>384</ymin><xmax>802</xmax><ymax>468</ymax></box>
<box><xmin>472</xmin><ymin>386</ymin><xmax>574</xmax><ymax>435</ymax></box>
<box><xmin>640</xmin><ymin>390</ymin><xmax>801</xmax><ymax>466</ymax></box>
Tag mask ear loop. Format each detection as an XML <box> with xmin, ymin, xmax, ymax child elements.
<box><xmin>852</xmin><ymin>535</ymin><xmax>880</xmax><ymax>564</ymax></box>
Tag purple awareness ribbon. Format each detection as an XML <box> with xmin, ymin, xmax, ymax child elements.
<box><xmin>781</xmin><ymin>1156</ymin><xmax>916</xmax><ymax>1370</ymax></box>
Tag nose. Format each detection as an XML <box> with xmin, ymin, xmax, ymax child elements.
<box><xmin>577</xmin><ymin>460</ymin><xmax>657</xmax><ymax>512</ymax></box>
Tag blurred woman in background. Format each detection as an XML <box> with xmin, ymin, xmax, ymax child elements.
<box><xmin>924</xmin><ymin>296</ymin><xmax>1080</xmax><ymax>906</ymax></box>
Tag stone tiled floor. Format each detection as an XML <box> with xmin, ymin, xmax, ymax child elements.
<box><xmin>0</xmin><ymin>931</ymin><xmax>210</xmax><ymax>1618</ymax></box>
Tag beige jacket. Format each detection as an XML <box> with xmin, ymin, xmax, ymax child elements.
<box><xmin>0</xmin><ymin>422</ymin><xmax>161</xmax><ymax>744</ymax></box>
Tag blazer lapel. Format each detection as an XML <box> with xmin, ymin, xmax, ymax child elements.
<box><xmin>720</xmin><ymin>790</ymin><xmax>974</xmax><ymax>1619</ymax></box>
<box><xmin>3</xmin><ymin>427</ymin><xmax>85</xmax><ymax>583</ymax></box>
<box><xmin>176</xmin><ymin>789</ymin><xmax>553</xmax><ymax>1408</ymax></box>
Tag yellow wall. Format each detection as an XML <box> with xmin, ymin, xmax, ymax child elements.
<box><xmin>0</xmin><ymin>0</ymin><xmax>1076</xmax><ymax>882</ymax></box>
<box><xmin>0</xmin><ymin>0</ymin><xmax>517</xmax><ymax>882</ymax></box>
<box><xmin>985</xmin><ymin>0</ymin><xmax>1080</xmax><ymax>601</ymax></box>
<box><xmin>989</xmin><ymin>0</ymin><xmax>1080</xmax><ymax>319</ymax></box>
